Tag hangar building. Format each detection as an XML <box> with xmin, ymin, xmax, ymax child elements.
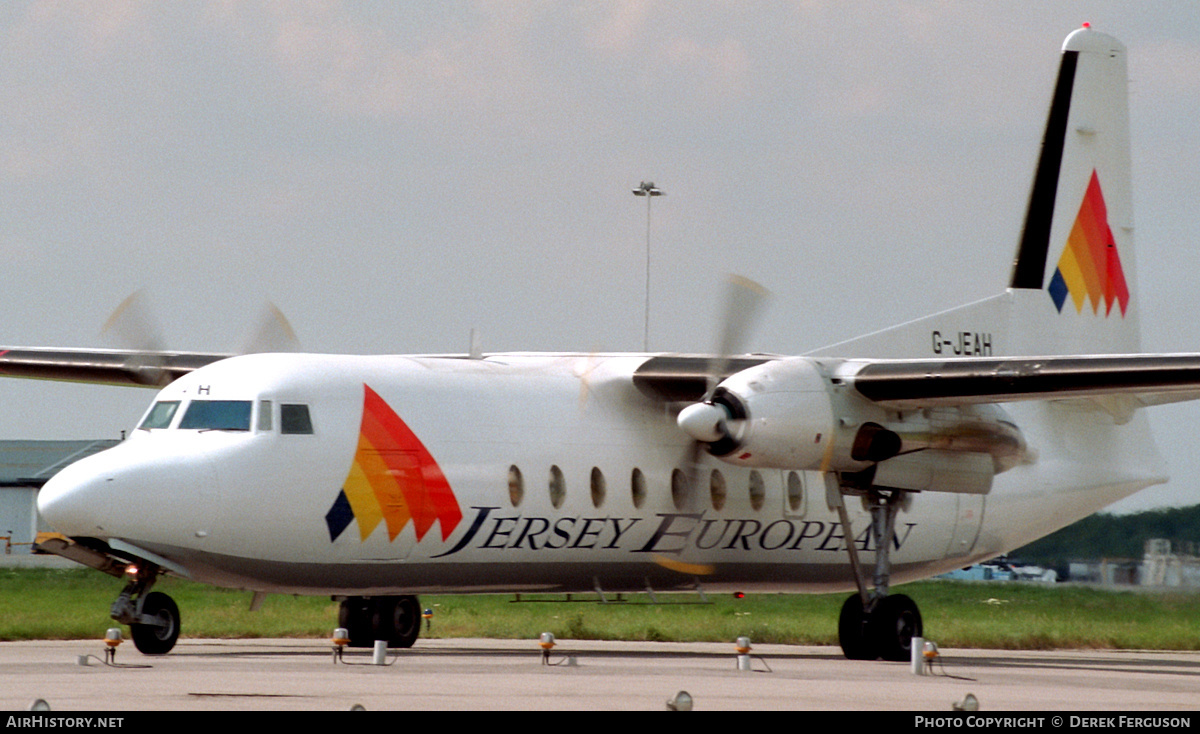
<box><xmin>0</xmin><ymin>440</ymin><xmax>118</xmax><ymax>557</ymax></box>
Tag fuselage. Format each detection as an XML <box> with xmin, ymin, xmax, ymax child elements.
<box><xmin>36</xmin><ymin>351</ymin><xmax>1166</xmax><ymax>597</ymax></box>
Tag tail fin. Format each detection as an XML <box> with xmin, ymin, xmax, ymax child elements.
<box><xmin>1009</xmin><ymin>26</ymin><xmax>1137</xmax><ymax>352</ymax></box>
<box><xmin>813</xmin><ymin>26</ymin><xmax>1137</xmax><ymax>359</ymax></box>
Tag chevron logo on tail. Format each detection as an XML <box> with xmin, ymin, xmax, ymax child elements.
<box><xmin>1047</xmin><ymin>170</ymin><xmax>1130</xmax><ymax>317</ymax></box>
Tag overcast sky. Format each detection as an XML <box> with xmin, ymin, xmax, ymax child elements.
<box><xmin>2</xmin><ymin>2</ymin><xmax>1199</xmax><ymax>514</ymax></box>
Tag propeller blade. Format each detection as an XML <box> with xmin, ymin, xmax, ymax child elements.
<box><xmin>574</xmin><ymin>352</ymin><xmax>600</xmax><ymax>413</ymax></box>
<box><xmin>707</xmin><ymin>274</ymin><xmax>770</xmax><ymax>397</ymax></box>
<box><xmin>102</xmin><ymin>290</ymin><xmax>169</xmax><ymax>386</ymax></box>
<box><xmin>102</xmin><ymin>293</ymin><xmax>300</xmax><ymax>385</ymax></box>
<box><xmin>102</xmin><ymin>290</ymin><xmax>165</xmax><ymax>353</ymax></box>
<box><xmin>676</xmin><ymin>274</ymin><xmax>771</xmax><ymax>512</ymax></box>
<box><xmin>241</xmin><ymin>302</ymin><xmax>300</xmax><ymax>354</ymax></box>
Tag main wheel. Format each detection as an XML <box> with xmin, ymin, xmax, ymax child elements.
<box><xmin>130</xmin><ymin>591</ymin><xmax>181</xmax><ymax>655</ymax></box>
<box><xmin>371</xmin><ymin>595</ymin><xmax>421</xmax><ymax>648</ymax></box>
<box><xmin>390</xmin><ymin>595</ymin><xmax>421</xmax><ymax>648</ymax></box>
<box><xmin>339</xmin><ymin>597</ymin><xmax>373</xmax><ymax>647</ymax></box>
<box><xmin>837</xmin><ymin>594</ymin><xmax>878</xmax><ymax>660</ymax></box>
<box><xmin>873</xmin><ymin>594</ymin><xmax>922</xmax><ymax>662</ymax></box>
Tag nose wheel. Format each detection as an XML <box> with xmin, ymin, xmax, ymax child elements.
<box><xmin>109</xmin><ymin>564</ymin><xmax>182</xmax><ymax>655</ymax></box>
<box><xmin>129</xmin><ymin>591</ymin><xmax>181</xmax><ymax>655</ymax></box>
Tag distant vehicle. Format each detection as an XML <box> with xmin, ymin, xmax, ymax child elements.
<box><xmin>940</xmin><ymin>559</ymin><xmax>1057</xmax><ymax>583</ymax></box>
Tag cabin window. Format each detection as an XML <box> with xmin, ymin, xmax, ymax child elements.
<box><xmin>549</xmin><ymin>465</ymin><xmax>566</xmax><ymax>509</ymax></box>
<box><xmin>508</xmin><ymin>466</ymin><xmax>524</xmax><ymax>507</ymax></box>
<box><xmin>749</xmin><ymin>471</ymin><xmax>765</xmax><ymax>511</ymax></box>
<box><xmin>631</xmin><ymin>468</ymin><xmax>647</xmax><ymax>509</ymax></box>
<box><xmin>257</xmin><ymin>400</ymin><xmax>273</xmax><ymax>432</ymax></box>
<box><xmin>710</xmin><ymin>469</ymin><xmax>727</xmax><ymax>511</ymax></box>
<box><xmin>671</xmin><ymin>468</ymin><xmax>690</xmax><ymax>511</ymax></box>
<box><xmin>139</xmin><ymin>401</ymin><xmax>180</xmax><ymax>430</ymax></box>
<box><xmin>590</xmin><ymin>467</ymin><xmax>606</xmax><ymax>508</ymax></box>
<box><xmin>787</xmin><ymin>471</ymin><xmax>804</xmax><ymax>512</ymax></box>
<box><xmin>178</xmin><ymin>400</ymin><xmax>252</xmax><ymax>431</ymax></box>
<box><xmin>280</xmin><ymin>404</ymin><xmax>314</xmax><ymax>434</ymax></box>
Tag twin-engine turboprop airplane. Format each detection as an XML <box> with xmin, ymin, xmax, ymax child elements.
<box><xmin>15</xmin><ymin>26</ymin><xmax>1200</xmax><ymax>661</ymax></box>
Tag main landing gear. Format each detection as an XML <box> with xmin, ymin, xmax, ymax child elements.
<box><xmin>110</xmin><ymin>564</ymin><xmax>181</xmax><ymax>655</ymax></box>
<box><xmin>828</xmin><ymin>479</ymin><xmax>923</xmax><ymax>662</ymax></box>
<box><xmin>338</xmin><ymin>595</ymin><xmax>422</xmax><ymax>649</ymax></box>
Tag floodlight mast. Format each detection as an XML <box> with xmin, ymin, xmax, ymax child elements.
<box><xmin>632</xmin><ymin>181</ymin><xmax>663</xmax><ymax>353</ymax></box>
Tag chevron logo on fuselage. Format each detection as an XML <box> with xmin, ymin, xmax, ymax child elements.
<box><xmin>324</xmin><ymin>384</ymin><xmax>463</xmax><ymax>543</ymax></box>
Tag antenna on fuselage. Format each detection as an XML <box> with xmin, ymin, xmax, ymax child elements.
<box><xmin>469</xmin><ymin>328</ymin><xmax>483</xmax><ymax>360</ymax></box>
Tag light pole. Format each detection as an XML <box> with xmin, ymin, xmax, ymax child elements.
<box><xmin>632</xmin><ymin>181</ymin><xmax>663</xmax><ymax>352</ymax></box>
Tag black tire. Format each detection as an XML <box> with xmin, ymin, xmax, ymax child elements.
<box><xmin>837</xmin><ymin>594</ymin><xmax>878</xmax><ymax>660</ymax></box>
<box><xmin>130</xmin><ymin>591</ymin><xmax>180</xmax><ymax>655</ymax></box>
<box><xmin>873</xmin><ymin>594</ymin><xmax>923</xmax><ymax>662</ymax></box>
<box><xmin>389</xmin><ymin>595</ymin><xmax>421</xmax><ymax>649</ymax></box>
<box><xmin>339</xmin><ymin>597</ymin><xmax>373</xmax><ymax>648</ymax></box>
<box><xmin>370</xmin><ymin>595</ymin><xmax>421</xmax><ymax>648</ymax></box>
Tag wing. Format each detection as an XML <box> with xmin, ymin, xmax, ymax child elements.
<box><xmin>635</xmin><ymin>353</ymin><xmax>1200</xmax><ymax>409</ymax></box>
<box><xmin>841</xmin><ymin>354</ymin><xmax>1200</xmax><ymax>410</ymax></box>
<box><xmin>632</xmin><ymin>354</ymin><xmax>777</xmax><ymax>401</ymax></box>
<box><xmin>653</xmin><ymin>352</ymin><xmax>1200</xmax><ymax>482</ymax></box>
<box><xmin>0</xmin><ymin>347</ymin><xmax>231</xmax><ymax>388</ymax></box>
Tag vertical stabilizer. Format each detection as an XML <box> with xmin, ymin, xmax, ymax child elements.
<box><xmin>814</xmin><ymin>26</ymin><xmax>1137</xmax><ymax>360</ymax></box>
<box><xmin>1008</xmin><ymin>26</ymin><xmax>1137</xmax><ymax>353</ymax></box>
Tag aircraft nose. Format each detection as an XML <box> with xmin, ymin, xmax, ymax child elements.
<box><xmin>39</xmin><ymin>440</ymin><xmax>221</xmax><ymax>543</ymax></box>
<box><xmin>37</xmin><ymin>456</ymin><xmax>114</xmax><ymax>537</ymax></box>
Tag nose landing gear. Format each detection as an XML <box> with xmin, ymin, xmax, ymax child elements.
<box><xmin>127</xmin><ymin>591</ymin><xmax>181</xmax><ymax>655</ymax></box>
<box><xmin>110</xmin><ymin>564</ymin><xmax>181</xmax><ymax>655</ymax></box>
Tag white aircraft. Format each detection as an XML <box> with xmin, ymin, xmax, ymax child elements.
<box><xmin>15</xmin><ymin>26</ymin><xmax>1197</xmax><ymax>661</ymax></box>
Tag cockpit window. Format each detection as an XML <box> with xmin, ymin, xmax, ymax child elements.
<box><xmin>179</xmin><ymin>400</ymin><xmax>253</xmax><ymax>431</ymax></box>
<box><xmin>139</xmin><ymin>401</ymin><xmax>180</xmax><ymax>430</ymax></box>
<box><xmin>280</xmin><ymin>404</ymin><xmax>313</xmax><ymax>434</ymax></box>
<box><xmin>257</xmin><ymin>400</ymin><xmax>273</xmax><ymax>432</ymax></box>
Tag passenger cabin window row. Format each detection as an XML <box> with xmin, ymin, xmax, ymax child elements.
<box><xmin>138</xmin><ymin>399</ymin><xmax>313</xmax><ymax>434</ymax></box>
<box><xmin>506</xmin><ymin>464</ymin><xmax>806</xmax><ymax>513</ymax></box>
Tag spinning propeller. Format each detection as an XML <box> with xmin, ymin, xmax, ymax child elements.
<box><xmin>648</xmin><ymin>275</ymin><xmax>770</xmax><ymax>578</ymax></box>
<box><xmin>674</xmin><ymin>275</ymin><xmax>770</xmax><ymax>510</ymax></box>
<box><xmin>102</xmin><ymin>291</ymin><xmax>170</xmax><ymax>387</ymax></box>
<box><xmin>102</xmin><ymin>291</ymin><xmax>300</xmax><ymax>387</ymax></box>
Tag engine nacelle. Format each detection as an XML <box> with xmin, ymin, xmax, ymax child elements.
<box><xmin>680</xmin><ymin>358</ymin><xmax>854</xmax><ymax>471</ymax></box>
<box><xmin>677</xmin><ymin>358</ymin><xmax>1029</xmax><ymax>491</ymax></box>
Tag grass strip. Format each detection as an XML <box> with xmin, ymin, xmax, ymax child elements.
<box><xmin>3</xmin><ymin>568</ymin><xmax>1200</xmax><ymax>650</ymax></box>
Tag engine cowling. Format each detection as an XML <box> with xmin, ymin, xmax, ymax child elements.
<box><xmin>677</xmin><ymin>358</ymin><xmax>859</xmax><ymax>470</ymax></box>
<box><xmin>675</xmin><ymin>357</ymin><xmax>1028</xmax><ymax>490</ymax></box>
